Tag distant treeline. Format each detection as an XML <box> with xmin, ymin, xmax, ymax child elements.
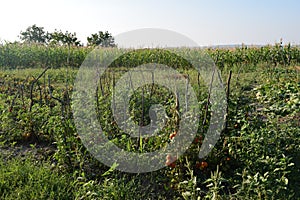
<box><xmin>1</xmin><ymin>42</ymin><xmax>300</xmax><ymax>69</ymax></box>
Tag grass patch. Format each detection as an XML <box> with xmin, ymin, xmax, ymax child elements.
<box><xmin>0</xmin><ymin>157</ymin><xmax>73</xmax><ymax>200</ymax></box>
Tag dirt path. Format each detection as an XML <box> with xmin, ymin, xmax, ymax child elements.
<box><xmin>0</xmin><ymin>143</ymin><xmax>56</xmax><ymax>161</ymax></box>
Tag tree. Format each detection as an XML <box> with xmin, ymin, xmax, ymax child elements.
<box><xmin>19</xmin><ymin>24</ymin><xmax>49</xmax><ymax>44</ymax></box>
<box><xmin>87</xmin><ymin>31</ymin><xmax>115</xmax><ymax>47</ymax></box>
<box><xmin>49</xmin><ymin>30</ymin><xmax>82</xmax><ymax>47</ymax></box>
<box><xmin>48</xmin><ymin>30</ymin><xmax>82</xmax><ymax>65</ymax></box>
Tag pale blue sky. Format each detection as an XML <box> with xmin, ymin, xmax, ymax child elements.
<box><xmin>1</xmin><ymin>0</ymin><xmax>299</xmax><ymax>46</ymax></box>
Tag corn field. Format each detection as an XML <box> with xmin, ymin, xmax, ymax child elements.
<box><xmin>1</xmin><ymin>42</ymin><xmax>300</xmax><ymax>69</ymax></box>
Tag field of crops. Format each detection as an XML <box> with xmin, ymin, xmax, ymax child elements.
<box><xmin>1</xmin><ymin>42</ymin><xmax>300</xmax><ymax>69</ymax></box>
<box><xmin>0</xmin><ymin>44</ymin><xmax>299</xmax><ymax>199</ymax></box>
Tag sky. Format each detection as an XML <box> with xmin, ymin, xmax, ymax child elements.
<box><xmin>0</xmin><ymin>0</ymin><xmax>300</xmax><ymax>46</ymax></box>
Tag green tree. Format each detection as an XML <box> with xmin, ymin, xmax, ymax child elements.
<box><xmin>87</xmin><ymin>31</ymin><xmax>115</xmax><ymax>47</ymax></box>
<box><xmin>19</xmin><ymin>24</ymin><xmax>49</xmax><ymax>44</ymax></box>
<box><xmin>48</xmin><ymin>30</ymin><xmax>82</xmax><ymax>66</ymax></box>
<box><xmin>49</xmin><ymin>30</ymin><xmax>82</xmax><ymax>46</ymax></box>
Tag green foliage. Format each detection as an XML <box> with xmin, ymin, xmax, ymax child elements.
<box><xmin>0</xmin><ymin>157</ymin><xmax>74</xmax><ymax>200</ymax></box>
<box><xmin>1</xmin><ymin>42</ymin><xmax>300</xmax><ymax>70</ymax></box>
<box><xmin>19</xmin><ymin>24</ymin><xmax>49</xmax><ymax>44</ymax></box>
<box><xmin>207</xmin><ymin>43</ymin><xmax>300</xmax><ymax>70</ymax></box>
<box><xmin>0</xmin><ymin>42</ymin><xmax>91</xmax><ymax>69</ymax></box>
<box><xmin>49</xmin><ymin>30</ymin><xmax>82</xmax><ymax>47</ymax></box>
<box><xmin>0</xmin><ymin>47</ymin><xmax>299</xmax><ymax>199</ymax></box>
<box><xmin>87</xmin><ymin>31</ymin><xmax>115</xmax><ymax>47</ymax></box>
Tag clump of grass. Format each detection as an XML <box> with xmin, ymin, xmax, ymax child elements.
<box><xmin>0</xmin><ymin>157</ymin><xmax>74</xmax><ymax>200</ymax></box>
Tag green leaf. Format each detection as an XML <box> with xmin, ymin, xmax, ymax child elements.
<box><xmin>102</xmin><ymin>162</ymin><xmax>119</xmax><ymax>177</ymax></box>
